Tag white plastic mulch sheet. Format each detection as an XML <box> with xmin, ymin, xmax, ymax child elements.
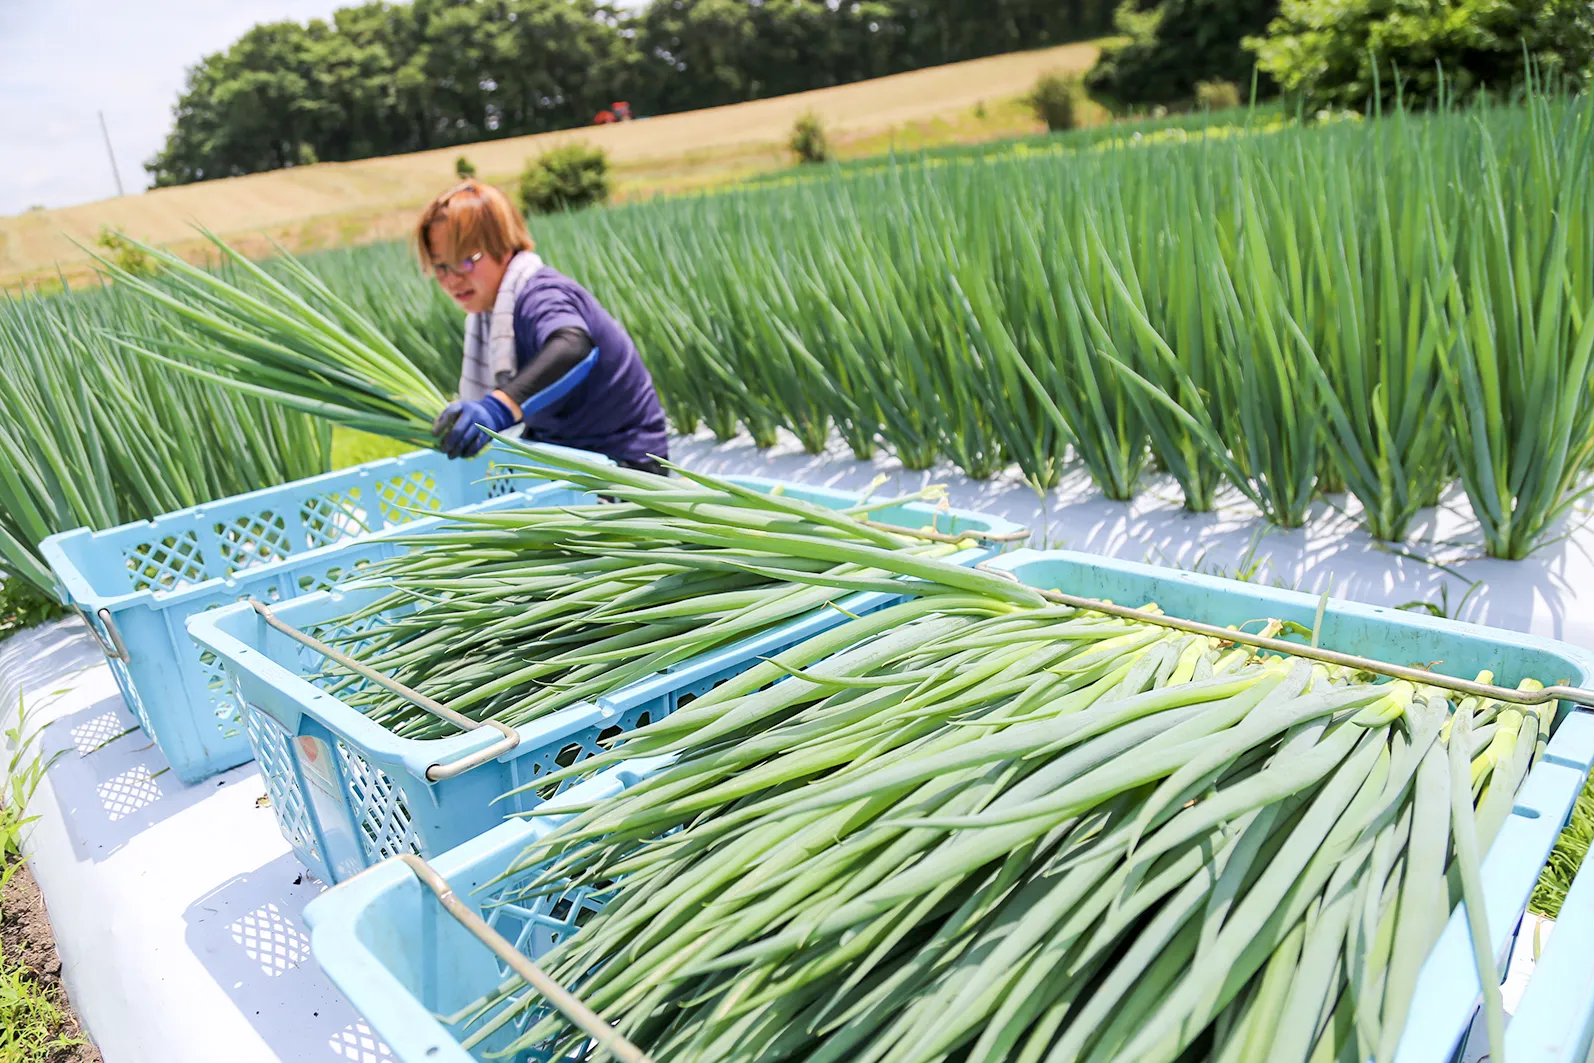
<box><xmin>0</xmin><ymin>621</ymin><xmax>391</xmax><ymax>1063</ymax></box>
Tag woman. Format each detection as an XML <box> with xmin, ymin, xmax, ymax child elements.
<box><xmin>417</xmin><ymin>180</ymin><xmax>669</xmax><ymax>474</ymax></box>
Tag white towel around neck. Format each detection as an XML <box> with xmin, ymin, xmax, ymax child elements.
<box><xmin>459</xmin><ymin>250</ymin><xmax>545</xmax><ymax>401</ymax></box>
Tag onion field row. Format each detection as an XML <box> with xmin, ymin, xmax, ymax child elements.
<box><xmin>0</xmin><ymin>242</ymin><xmax>459</xmax><ymax>597</ymax></box>
<box><xmin>536</xmin><ymin>91</ymin><xmax>1594</xmax><ymax>560</ymax></box>
<box><xmin>2</xmin><ymin>91</ymin><xmax>1588</xmax><ymax>601</ymax></box>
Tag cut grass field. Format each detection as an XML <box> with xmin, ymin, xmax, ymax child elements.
<box><xmin>0</xmin><ymin>42</ymin><xmax>1102</xmax><ymax>292</ymax></box>
<box><xmin>331</xmin><ymin>426</ymin><xmax>416</xmax><ymax>470</ymax></box>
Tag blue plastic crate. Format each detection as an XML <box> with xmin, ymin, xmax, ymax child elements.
<box><xmin>302</xmin><ymin>547</ymin><xmax>1594</xmax><ymax>1063</ymax></box>
<box><xmin>1501</xmin><ymin>860</ymin><xmax>1594</xmax><ymax>1060</ymax></box>
<box><xmin>39</xmin><ymin>445</ymin><xmax>600</xmax><ymax>783</ymax></box>
<box><xmin>187</xmin><ymin>480</ymin><xmax>1023</xmax><ymax>884</ymax></box>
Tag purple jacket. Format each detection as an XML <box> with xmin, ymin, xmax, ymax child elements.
<box><xmin>512</xmin><ymin>266</ymin><xmax>668</xmax><ymax>464</ymax></box>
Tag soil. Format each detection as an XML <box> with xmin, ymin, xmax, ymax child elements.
<box><xmin>1</xmin><ymin>858</ymin><xmax>102</xmax><ymax>1063</ymax></box>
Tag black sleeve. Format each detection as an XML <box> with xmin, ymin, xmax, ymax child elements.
<box><xmin>501</xmin><ymin>327</ymin><xmax>593</xmax><ymax>408</ymax></box>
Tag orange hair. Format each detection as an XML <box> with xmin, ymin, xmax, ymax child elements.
<box><xmin>414</xmin><ymin>180</ymin><xmax>535</xmax><ymax>266</ymax></box>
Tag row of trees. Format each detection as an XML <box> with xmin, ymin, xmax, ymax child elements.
<box><xmin>1088</xmin><ymin>0</ymin><xmax>1593</xmax><ymax>107</ymax></box>
<box><xmin>147</xmin><ymin>0</ymin><xmax>1114</xmax><ymax>186</ymax></box>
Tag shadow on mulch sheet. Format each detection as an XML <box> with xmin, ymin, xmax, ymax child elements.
<box><xmin>183</xmin><ymin>851</ymin><xmax>394</xmax><ymax>1063</ymax></box>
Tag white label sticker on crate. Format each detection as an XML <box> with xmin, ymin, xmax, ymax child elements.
<box><xmin>295</xmin><ymin>735</ymin><xmax>342</xmax><ymax>799</ymax></box>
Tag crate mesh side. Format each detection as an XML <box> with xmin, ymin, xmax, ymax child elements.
<box><xmin>374</xmin><ymin>471</ymin><xmax>442</xmax><ymax>525</ymax></box>
<box><xmin>299</xmin><ymin>486</ymin><xmax>373</xmax><ymax>550</ymax></box>
<box><xmin>197</xmin><ymin>645</ymin><xmax>244</xmax><ymax>739</ymax></box>
<box><xmin>123</xmin><ymin>530</ymin><xmax>208</xmax><ymax>592</ymax></box>
<box><xmin>111</xmin><ymin>655</ymin><xmax>153</xmax><ymax>736</ymax></box>
<box><xmin>244</xmin><ymin>707</ymin><xmax>322</xmax><ymax>864</ymax></box>
<box><xmin>465</xmin><ymin>880</ymin><xmax>607</xmax><ymax>1060</ymax></box>
<box><xmin>215</xmin><ymin>510</ymin><xmax>294</xmax><ymax>576</ymax></box>
<box><xmin>485</xmin><ymin>461</ymin><xmax>523</xmax><ymax>500</ymax></box>
<box><xmin>337</xmin><ymin>742</ymin><xmax>423</xmax><ymax>864</ymax></box>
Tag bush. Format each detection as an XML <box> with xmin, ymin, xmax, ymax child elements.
<box><xmin>95</xmin><ymin>228</ymin><xmax>157</xmax><ymax>278</ymax></box>
<box><xmin>455</xmin><ymin>155</ymin><xmax>477</xmax><ymax>179</ymax></box>
<box><xmin>1087</xmin><ymin>0</ymin><xmax>1278</xmax><ymax>106</ymax></box>
<box><xmin>1196</xmin><ymin>79</ymin><xmax>1243</xmax><ymax>110</ymax></box>
<box><xmin>518</xmin><ymin>143</ymin><xmax>611</xmax><ymax>215</ymax></box>
<box><xmin>1028</xmin><ymin>73</ymin><xmax>1084</xmax><ymax>132</ymax></box>
<box><xmin>1249</xmin><ymin>0</ymin><xmax>1594</xmax><ymax>110</ymax></box>
<box><xmin>0</xmin><ymin>578</ymin><xmax>64</xmax><ymax>638</ymax></box>
<box><xmin>789</xmin><ymin>112</ymin><xmax>831</xmax><ymax>164</ymax></box>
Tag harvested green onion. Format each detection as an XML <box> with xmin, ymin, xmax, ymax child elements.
<box><xmin>317</xmin><ymin>441</ymin><xmax>1034</xmax><ymax>735</ymax></box>
<box><xmin>472</xmin><ymin>598</ymin><xmax>1539</xmax><ymax>1063</ymax></box>
<box><xmin>95</xmin><ymin>229</ymin><xmax>449</xmax><ymax>447</ymax></box>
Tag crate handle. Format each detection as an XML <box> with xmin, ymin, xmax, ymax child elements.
<box><xmin>394</xmin><ymin>853</ymin><xmax>656</xmax><ymax>1063</ymax></box>
<box><xmin>973</xmin><ymin>562</ymin><xmax>1594</xmax><ymax>710</ymax></box>
<box><xmin>77</xmin><ymin>606</ymin><xmax>131</xmax><ymax>662</ymax></box>
<box><xmin>247</xmin><ymin>600</ymin><xmax>519</xmax><ymax>781</ymax></box>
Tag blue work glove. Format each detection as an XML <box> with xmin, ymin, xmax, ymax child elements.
<box><xmin>432</xmin><ymin>394</ymin><xmax>519</xmax><ymax>459</ymax></box>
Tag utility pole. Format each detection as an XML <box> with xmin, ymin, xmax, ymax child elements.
<box><xmin>98</xmin><ymin>111</ymin><xmax>125</xmax><ymax>197</ymax></box>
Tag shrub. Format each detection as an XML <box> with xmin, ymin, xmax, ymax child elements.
<box><xmin>789</xmin><ymin>112</ymin><xmax>831</xmax><ymax>164</ymax></box>
<box><xmin>1196</xmin><ymin>78</ymin><xmax>1243</xmax><ymax>110</ymax></box>
<box><xmin>0</xmin><ymin>578</ymin><xmax>65</xmax><ymax>637</ymax></box>
<box><xmin>455</xmin><ymin>155</ymin><xmax>477</xmax><ymax>179</ymax></box>
<box><xmin>518</xmin><ymin>143</ymin><xmax>611</xmax><ymax>215</ymax></box>
<box><xmin>95</xmin><ymin>228</ymin><xmax>157</xmax><ymax>278</ymax></box>
<box><xmin>1028</xmin><ymin>73</ymin><xmax>1084</xmax><ymax>132</ymax></box>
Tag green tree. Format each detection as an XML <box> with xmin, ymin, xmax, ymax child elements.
<box><xmin>634</xmin><ymin>0</ymin><xmax>760</xmax><ymax>112</ymax></box>
<box><xmin>146</xmin><ymin>0</ymin><xmax>1122</xmax><ymax>188</ymax></box>
<box><xmin>148</xmin><ymin>0</ymin><xmax>634</xmax><ymax>184</ymax></box>
<box><xmin>886</xmin><ymin>0</ymin><xmax>1115</xmax><ymax>67</ymax></box>
<box><xmin>1086</xmin><ymin>0</ymin><xmax>1278</xmax><ymax>106</ymax></box>
<box><xmin>147</xmin><ymin>21</ymin><xmax>325</xmax><ymax>185</ymax></box>
<box><xmin>1250</xmin><ymin>0</ymin><xmax>1594</xmax><ymax>109</ymax></box>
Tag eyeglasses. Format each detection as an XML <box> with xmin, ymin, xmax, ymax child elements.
<box><xmin>432</xmin><ymin>252</ymin><xmax>483</xmax><ymax>280</ymax></box>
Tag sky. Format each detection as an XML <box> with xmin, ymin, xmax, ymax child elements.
<box><xmin>0</xmin><ymin>0</ymin><xmax>348</xmax><ymax>216</ymax></box>
<box><xmin>0</xmin><ymin>0</ymin><xmax>653</xmax><ymax>217</ymax></box>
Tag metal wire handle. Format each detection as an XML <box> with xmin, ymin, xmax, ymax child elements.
<box><xmin>973</xmin><ymin>563</ymin><xmax>1594</xmax><ymax>710</ymax></box>
<box><xmin>248</xmin><ymin>600</ymin><xmax>519</xmax><ymax>780</ymax></box>
<box><xmin>859</xmin><ymin>520</ymin><xmax>1033</xmax><ymax>545</ymax></box>
<box><xmin>395</xmin><ymin>854</ymin><xmax>655</xmax><ymax>1063</ymax></box>
<box><xmin>77</xmin><ymin>605</ymin><xmax>131</xmax><ymax>662</ymax></box>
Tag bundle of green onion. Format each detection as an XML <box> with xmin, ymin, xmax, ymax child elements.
<box><xmin>0</xmin><ymin>281</ymin><xmax>331</xmax><ymax>596</ymax></box>
<box><xmin>95</xmin><ymin>230</ymin><xmax>449</xmax><ymax>446</ymax></box>
<box><xmin>320</xmin><ymin>442</ymin><xmax>1022</xmax><ymax>735</ymax></box>
<box><xmin>470</xmin><ymin>599</ymin><xmax>1541</xmax><ymax>1063</ymax></box>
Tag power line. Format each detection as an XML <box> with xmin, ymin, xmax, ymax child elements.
<box><xmin>98</xmin><ymin>111</ymin><xmax>125</xmax><ymax>197</ymax></box>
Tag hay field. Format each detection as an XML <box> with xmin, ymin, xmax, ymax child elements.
<box><xmin>0</xmin><ymin>43</ymin><xmax>1098</xmax><ymax>285</ymax></box>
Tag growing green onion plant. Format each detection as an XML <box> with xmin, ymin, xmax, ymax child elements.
<box><xmin>0</xmin><ymin>281</ymin><xmax>329</xmax><ymax>597</ymax></box>
<box><xmin>536</xmin><ymin>88</ymin><xmax>1594</xmax><ymax>554</ymax></box>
